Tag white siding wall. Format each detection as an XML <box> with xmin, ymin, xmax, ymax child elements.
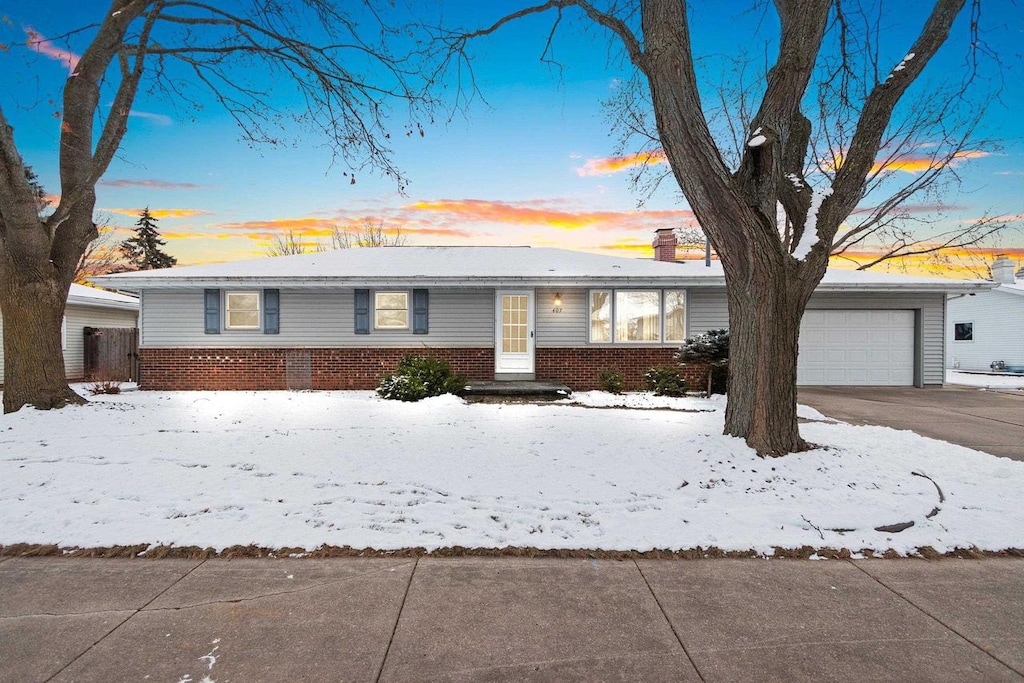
<box><xmin>141</xmin><ymin>287</ymin><xmax>493</xmax><ymax>348</ymax></box>
<box><xmin>946</xmin><ymin>289</ymin><xmax>1024</xmax><ymax>371</ymax></box>
<box><xmin>0</xmin><ymin>304</ymin><xmax>137</xmax><ymax>382</ymax></box>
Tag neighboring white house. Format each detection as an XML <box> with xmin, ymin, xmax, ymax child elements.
<box><xmin>0</xmin><ymin>284</ymin><xmax>139</xmax><ymax>383</ymax></box>
<box><xmin>947</xmin><ymin>256</ymin><xmax>1024</xmax><ymax>373</ymax></box>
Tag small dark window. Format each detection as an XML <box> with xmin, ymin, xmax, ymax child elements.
<box><xmin>954</xmin><ymin>322</ymin><xmax>973</xmax><ymax>341</ymax></box>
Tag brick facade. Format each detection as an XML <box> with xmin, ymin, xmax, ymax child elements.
<box><xmin>139</xmin><ymin>348</ymin><xmax>494</xmax><ymax>391</ymax></box>
<box><xmin>140</xmin><ymin>346</ymin><xmax>706</xmax><ymax>392</ymax></box>
<box><xmin>536</xmin><ymin>347</ymin><xmax>706</xmax><ymax>391</ymax></box>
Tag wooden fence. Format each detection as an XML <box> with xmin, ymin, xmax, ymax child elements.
<box><xmin>83</xmin><ymin>327</ymin><xmax>139</xmax><ymax>382</ymax></box>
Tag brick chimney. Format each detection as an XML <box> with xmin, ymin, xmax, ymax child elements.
<box><xmin>652</xmin><ymin>228</ymin><xmax>678</xmax><ymax>262</ymax></box>
<box><xmin>991</xmin><ymin>255</ymin><xmax>1016</xmax><ymax>285</ymax></box>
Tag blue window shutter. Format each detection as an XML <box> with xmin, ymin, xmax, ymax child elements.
<box><xmin>412</xmin><ymin>289</ymin><xmax>429</xmax><ymax>334</ymax></box>
<box><xmin>263</xmin><ymin>289</ymin><xmax>280</xmax><ymax>334</ymax></box>
<box><xmin>204</xmin><ymin>289</ymin><xmax>220</xmax><ymax>334</ymax></box>
<box><xmin>354</xmin><ymin>289</ymin><xmax>370</xmax><ymax>334</ymax></box>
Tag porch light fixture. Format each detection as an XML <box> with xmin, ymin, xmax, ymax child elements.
<box><xmin>553</xmin><ymin>293</ymin><xmax>562</xmax><ymax>307</ymax></box>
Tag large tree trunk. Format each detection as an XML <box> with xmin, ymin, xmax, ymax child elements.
<box><xmin>722</xmin><ymin>263</ymin><xmax>815</xmax><ymax>455</ymax></box>
<box><xmin>1</xmin><ymin>262</ymin><xmax>84</xmax><ymax>413</ymax></box>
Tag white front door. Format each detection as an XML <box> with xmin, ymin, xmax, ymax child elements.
<box><xmin>495</xmin><ymin>290</ymin><xmax>535</xmax><ymax>377</ymax></box>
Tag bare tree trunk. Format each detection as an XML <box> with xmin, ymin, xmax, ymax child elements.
<box><xmin>723</xmin><ymin>265</ymin><xmax>813</xmax><ymax>455</ymax></box>
<box><xmin>1</xmin><ymin>249</ymin><xmax>84</xmax><ymax>412</ymax></box>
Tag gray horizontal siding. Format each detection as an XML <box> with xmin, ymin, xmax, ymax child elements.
<box><xmin>687</xmin><ymin>288</ymin><xmax>729</xmax><ymax>336</ymax></box>
<box><xmin>141</xmin><ymin>287</ymin><xmax>493</xmax><ymax>348</ymax></box>
<box><xmin>536</xmin><ymin>288</ymin><xmax>587</xmax><ymax>347</ymax></box>
<box><xmin>0</xmin><ymin>304</ymin><xmax>137</xmax><ymax>383</ymax></box>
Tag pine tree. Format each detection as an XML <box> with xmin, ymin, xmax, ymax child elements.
<box><xmin>120</xmin><ymin>208</ymin><xmax>177</xmax><ymax>270</ymax></box>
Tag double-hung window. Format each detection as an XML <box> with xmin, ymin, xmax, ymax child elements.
<box><xmin>375</xmin><ymin>291</ymin><xmax>409</xmax><ymax>330</ymax></box>
<box><xmin>589</xmin><ymin>289</ymin><xmax>687</xmax><ymax>343</ymax></box>
<box><xmin>225</xmin><ymin>291</ymin><xmax>260</xmax><ymax>330</ymax></box>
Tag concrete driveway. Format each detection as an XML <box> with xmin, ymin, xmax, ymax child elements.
<box><xmin>798</xmin><ymin>386</ymin><xmax>1024</xmax><ymax>460</ymax></box>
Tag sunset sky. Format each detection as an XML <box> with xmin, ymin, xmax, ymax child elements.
<box><xmin>2</xmin><ymin>1</ymin><xmax>1022</xmax><ymax>278</ymax></box>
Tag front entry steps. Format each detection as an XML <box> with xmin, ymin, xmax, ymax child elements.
<box><xmin>463</xmin><ymin>380</ymin><xmax>572</xmax><ymax>403</ymax></box>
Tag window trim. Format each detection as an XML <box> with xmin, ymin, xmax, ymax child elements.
<box><xmin>588</xmin><ymin>288</ymin><xmax>687</xmax><ymax>345</ymax></box>
<box><xmin>953</xmin><ymin>321</ymin><xmax>974</xmax><ymax>342</ymax></box>
<box><xmin>224</xmin><ymin>290</ymin><xmax>262</xmax><ymax>331</ymax></box>
<box><xmin>374</xmin><ymin>290</ymin><xmax>411</xmax><ymax>331</ymax></box>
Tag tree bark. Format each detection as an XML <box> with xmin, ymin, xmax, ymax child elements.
<box><xmin>722</xmin><ymin>257</ymin><xmax>816</xmax><ymax>455</ymax></box>
<box><xmin>1</xmin><ymin>246</ymin><xmax>85</xmax><ymax>412</ymax></box>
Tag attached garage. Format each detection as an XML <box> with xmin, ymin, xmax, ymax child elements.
<box><xmin>798</xmin><ymin>309</ymin><xmax>916</xmax><ymax>386</ymax></box>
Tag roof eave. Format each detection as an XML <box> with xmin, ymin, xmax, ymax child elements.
<box><xmin>67</xmin><ymin>297</ymin><xmax>140</xmax><ymax>311</ymax></box>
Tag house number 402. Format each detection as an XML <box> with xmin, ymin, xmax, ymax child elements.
<box><xmin>551</xmin><ymin>307</ymin><xmax>563</xmax><ymax>313</ymax></box>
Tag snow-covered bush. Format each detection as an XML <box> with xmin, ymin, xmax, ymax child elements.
<box><xmin>377</xmin><ymin>355</ymin><xmax>466</xmax><ymax>402</ymax></box>
<box><xmin>644</xmin><ymin>366</ymin><xmax>688</xmax><ymax>396</ymax></box>
<box><xmin>676</xmin><ymin>328</ymin><xmax>730</xmax><ymax>395</ymax></box>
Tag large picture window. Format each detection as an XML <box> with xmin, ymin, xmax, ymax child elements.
<box><xmin>375</xmin><ymin>291</ymin><xmax>409</xmax><ymax>330</ymax></box>
<box><xmin>589</xmin><ymin>289</ymin><xmax>686</xmax><ymax>344</ymax></box>
<box><xmin>225</xmin><ymin>291</ymin><xmax>260</xmax><ymax>330</ymax></box>
<box><xmin>616</xmin><ymin>290</ymin><xmax>661</xmax><ymax>342</ymax></box>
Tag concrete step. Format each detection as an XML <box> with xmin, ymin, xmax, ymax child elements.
<box><xmin>463</xmin><ymin>380</ymin><xmax>572</xmax><ymax>402</ymax></box>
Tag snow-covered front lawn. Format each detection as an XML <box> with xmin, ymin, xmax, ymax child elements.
<box><xmin>1</xmin><ymin>388</ymin><xmax>1022</xmax><ymax>556</ymax></box>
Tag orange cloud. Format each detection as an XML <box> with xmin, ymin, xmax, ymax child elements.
<box><xmin>831</xmin><ymin>246</ymin><xmax>1024</xmax><ymax>278</ymax></box>
<box><xmin>162</xmin><ymin>232</ymin><xmax>271</xmax><ymax>241</ymax></box>
<box><xmin>212</xmin><ymin>217</ymin><xmax>479</xmax><ymax>241</ymax></box>
<box><xmin>576</xmin><ymin>150</ymin><xmax>667</xmax><ymax>177</ymax></box>
<box><xmin>407</xmin><ymin>199</ymin><xmax>694</xmax><ymax>232</ymax></box>
<box><xmin>875</xmin><ymin>150</ymin><xmax>991</xmax><ymax>174</ymax></box>
<box><xmin>216</xmin><ymin>217</ymin><xmax>337</xmax><ymax>232</ymax></box>
<box><xmin>104</xmin><ymin>208</ymin><xmax>212</xmax><ymax>219</ymax></box>
<box><xmin>827</xmin><ymin>149</ymin><xmax>992</xmax><ymax>175</ymax></box>
<box><xmin>24</xmin><ymin>27</ymin><xmax>80</xmax><ymax>72</ymax></box>
<box><xmin>100</xmin><ymin>179</ymin><xmax>206</xmax><ymax>190</ymax></box>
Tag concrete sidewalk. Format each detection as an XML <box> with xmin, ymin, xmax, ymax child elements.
<box><xmin>1</xmin><ymin>557</ymin><xmax>1021</xmax><ymax>682</ymax></box>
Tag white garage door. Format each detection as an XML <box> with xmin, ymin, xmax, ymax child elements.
<box><xmin>798</xmin><ymin>309</ymin><xmax>915</xmax><ymax>386</ymax></box>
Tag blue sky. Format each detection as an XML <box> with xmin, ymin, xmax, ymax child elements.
<box><xmin>2</xmin><ymin>1</ymin><xmax>1022</xmax><ymax>274</ymax></box>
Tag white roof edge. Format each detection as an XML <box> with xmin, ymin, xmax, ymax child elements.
<box><xmin>67</xmin><ymin>297</ymin><xmax>140</xmax><ymax>311</ymax></box>
<box><xmin>90</xmin><ymin>276</ymin><xmax>728</xmax><ymax>289</ymax></box>
<box><xmin>90</xmin><ymin>274</ymin><xmax>994</xmax><ymax>293</ymax></box>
